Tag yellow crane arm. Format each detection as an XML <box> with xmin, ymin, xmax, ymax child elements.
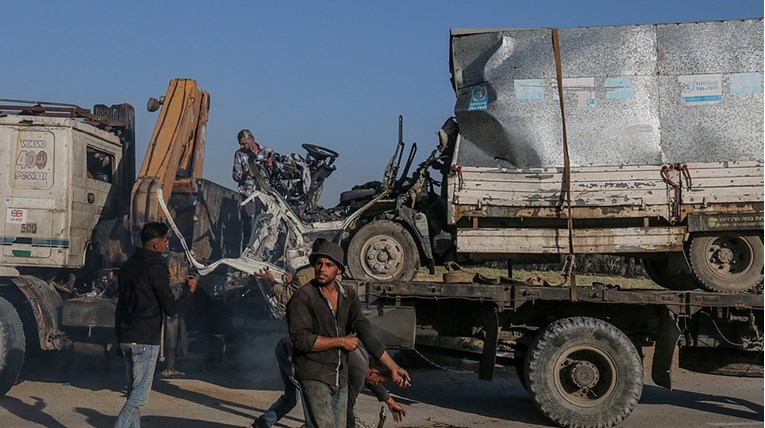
<box><xmin>130</xmin><ymin>79</ymin><xmax>210</xmax><ymax>234</ymax></box>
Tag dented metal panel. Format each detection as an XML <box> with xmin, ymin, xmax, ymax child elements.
<box><xmin>450</xmin><ymin>19</ymin><xmax>763</xmax><ymax>169</ymax></box>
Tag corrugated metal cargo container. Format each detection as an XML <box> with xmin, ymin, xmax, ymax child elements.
<box><xmin>445</xmin><ymin>19</ymin><xmax>764</xmax><ymax>293</ymax></box>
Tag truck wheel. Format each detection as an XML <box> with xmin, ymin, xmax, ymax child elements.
<box><xmin>346</xmin><ymin>220</ymin><xmax>420</xmax><ymax>282</ymax></box>
<box><xmin>641</xmin><ymin>257</ymin><xmax>697</xmax><ymax>290</ymax></box>
<box><xmin>525</xmin><ymin>317</ymin><xmax>642</xmax><ymax>428</ymax></box>
<box><xmin>513</xmin><ymin>345</ymin><xmax>529</xmax><ymax>392</ymax></box>
<box><xmin>688</xmin><ymin>233</ymin><xmax>764</xmax><ymax>293</ymax></box>
<box><xmin>0</xmin><ymin>296</ymin><xmax>25</xmax><ymax>396</ymax></box>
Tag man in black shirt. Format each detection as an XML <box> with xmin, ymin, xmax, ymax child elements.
<box><xmin>287</xmin><ymin>240</ymin><xmax>410</xmax><ymax>427</ymax></box>
<box><xmin>114</xmin><ymin>222</ymin><xmax>197</xmax><ymax>428</ymax></box>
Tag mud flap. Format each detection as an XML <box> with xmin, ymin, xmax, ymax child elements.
<box><xmin>479</xmin><ymin>306</ymin><xmax>499</xmax><ymax>381</ymax></box>
<box><xmin>651</xmin><ymin>306</ymin><xmax>680</xmax><ymax>389</ymax></box>
<box><xmin>12</xmin><ymin>276</ymin><xmax>65</xmax><ymax>350</ymax></box>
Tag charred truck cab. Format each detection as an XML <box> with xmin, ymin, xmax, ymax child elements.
<box><xmin>0</xmin><ymin>80</ymin><xmax>243</xmax><ymax>397</ymax></box>
<box><xmin>0</xmin><ymin>100</ymin><xmax>135</xmax><ymax>394</ymax></box>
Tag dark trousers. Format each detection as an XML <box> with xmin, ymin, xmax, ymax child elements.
<box><xmin>240</xmin><ymin>199</ymin><xmax>253</xmax><ymax>250</ymax></box>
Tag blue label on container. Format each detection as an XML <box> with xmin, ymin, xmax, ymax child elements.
<box><xmin>684</xmin><ymin>95</ymin><xmax>723</xmax><ymax>103</ymax></box>
<box><xmin>605</xmin><ymin>77</ymin><xmax>635</xmax><ymax>99</ymax></box>
<box><xmin>514</xmin><ymin>79</ymin><xmax>545</xmax><ymax>100</ymax></box>
<box><xmin>679</xmin><ymin>74</ymin><xmax>722</xmax><ymax>105</ymax></box>
<box><xmin>730</xmin><ymin>72</ymin><xmax>762</xmax><ymax>95</ymax></box>
<box><xmin>468</xmin><ymin>83</ymin><xmax>489</xmax><ymax>111</ymax></box>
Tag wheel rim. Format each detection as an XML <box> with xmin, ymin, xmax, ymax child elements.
<box><xmin>701</xmin><ymin>235</ymin><xmax>755</xmax><ymax>281</ymax></box>
<box><xmin>359</xmin><ymin>234</ymin><xmax>407</xmax><ymax>281</ymax></box>
<box><xmin>553</xmin><ymin>345</ymin><xmax>617</xmax><ymax>407</ymax></box>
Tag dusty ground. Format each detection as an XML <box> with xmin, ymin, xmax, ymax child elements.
<box><xmin>0</xmin><ymin>345</ymin><xmax>762</xmax><ymax>428</ymax></box>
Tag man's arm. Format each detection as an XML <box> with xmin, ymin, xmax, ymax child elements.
<box><xmin>287</xmin><ymin>290</ymin><xmax>361</xmax><ymax>353</ymax></box>
<box><xmin>153</xmin><ymin>269</ymin><xmax>196</xmax><ymax>317</ymax></box>
<box><xmin>256</xmin><ymin>268</ymin><xmax>297</xmax><ymax>306</ymax></box>
<box><xmin>348</xmin><ymin>290</ymin><xmax>411</xmax><ymax>388</ymax></box>
<box><xmin>378</xmin><ymin>351</ymin><xmax>411</xmax><ymax>388</ymax></box>
<box><xmin>287</xmin><ymin>291</ymin><xmax>317</xmax><ymax>353</ymax></box>
<box><xmin>347</xmin><ymin>289</ymin><xmax>386</xmax><ymax>358</ymax></box>
<box><xmin>232</xmin><ymin>151</ymin><xmax>250</xmax><ymax>182</ymax></box>
<box><xmin>365</xmin><ymin>371</ymin><xmax>406</xmax><ymax>423</ymax></box>
<box><xmin>272</xmin><ymin>282</ymin><xmax>298</xmax><ymax>306</ymax></box>
<box><xmin>366</xmin><ymin>377</ymin><xmax>390</xmax><ymax>402</ymax></box>
<box><xmin>384</xmin><ymin>397</ymin><xmax>406</xmax><ymax>423</ymax></box>
<box><xmin>311</xmin><ymin>334</ymin><xmax>360</xmax><ymax>352</ymax></box>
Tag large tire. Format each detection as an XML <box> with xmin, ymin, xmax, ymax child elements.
<box><xmin>513</xmin><ymin>344</ymin><xmax>530</xmax><ymax>392</ymax></box>
<box><xmin>346</xmin><ymin>220</ymin><xmax>420</xmax><ymax>282</ymax></box>
<box><xmin>0</xmin><ymin>296</ymin><xmax>25</xmax><ymax>396</ymax></box>
<box><xmin>641</xmin><ymin>256</ymin><xmax>697</xmax><ymax>291</ymax></box>
<box><xmin>525</xmin><ymin>317</ymin><xmax>643</xmax><ymax>428</ymax></box>
<box><xmin>688</xmin><ymin>233</ymin><xmax>764</xmax><ymax>293</ymax></box>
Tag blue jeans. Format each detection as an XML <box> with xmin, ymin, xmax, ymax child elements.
<box><xmin>256</xmin><ymin>338</ymin><xmax>300</xmax><ymax>428</ymax></box>
<box><xmin>114</xmin><ymin>343</ymin><xmax>160</xmax><ymax>428</ymax></box>
<box><xmin>299</xmin><ymin>380</ymin><xmax>347</xmax><ymax>428</ymax></box>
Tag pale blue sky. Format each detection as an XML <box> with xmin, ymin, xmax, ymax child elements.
<box><xmin>4</xmin><ymin>1</ymin><xmax>762</xmax><ymax>205</ymax></box>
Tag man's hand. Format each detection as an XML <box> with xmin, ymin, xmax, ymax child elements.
<box><xmin>385</xmin><ymin>397</ymin><xmax>406</xmax><ymax>422</ymax></box>
<box><xmin>365</xmin><ymin>368</ymin><xmax>386</xmax><ymax>385</ymax></box>
<box><xmin>185</xmin><ymin>274</ymin><xmax>198</xmax><ymax>294</ymax></box>
<box><xmin>337</xmin><ymin>333</ymin><xmax>361</xmax><ymax>352</ymax></box>
<box><xmin>255</xmin><ymin>267</ymin><xmax>293</xmax><ymax>285</ymax></box>
<box><xmin>255</xmin><ymin>267</ymin><xmax>276</xmax><ymax>284</ymax></box>
<box><xmin>389</xmin><ymin>365</ymin><xmax>411</xmax><ymax>388</ymax></box>
<box><xmin>312</xmin><ymin>333</ymin><xmax>361</xmax><ymax>353</ymax></box>
<box><xmin>379</xmin><ymin>351</ymin><xmax>411</xmax><ymax>388</ymax></box>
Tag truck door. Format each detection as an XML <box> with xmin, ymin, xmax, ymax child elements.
<box><xmin>4</xmin><ymin>129</ymin><xmax>58</xmax><ymax>260</ymax></box>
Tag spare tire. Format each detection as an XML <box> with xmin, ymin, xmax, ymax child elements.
<box><xmin>0</xmin><ymin>296</ymin><xmax>25</xmax><ymax>396</ymax></box>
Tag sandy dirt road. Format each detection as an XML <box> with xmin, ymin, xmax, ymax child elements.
<box><xmin>0</xmin><ymin>348</ymin><xmax>762</xmax><ymax>428</ymax></box>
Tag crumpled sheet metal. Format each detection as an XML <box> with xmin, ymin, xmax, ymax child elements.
<box><xmin>450</xmin><ymin>19</ymin><xmax>764</xmax><ymax>169</ymax></box>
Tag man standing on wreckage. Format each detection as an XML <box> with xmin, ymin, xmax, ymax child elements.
<box><xmin>284</xmin><ymin>240</ymin><xmax>411</xmax><ymax>427</ymax></box>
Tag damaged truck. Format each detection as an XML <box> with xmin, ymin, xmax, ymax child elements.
<box><xmin>219</xmin><ymin>18</ymin><xmax>763</xmax><ymax>293</ymax></box>
<box><xmin>0</xmin><ymin>79</ymin><xmax>243</xmax><ymax>396</ymax></box>
<box><xmin>190</xmin><ymin>18</ymin><xmax>763</xmax><ymax>428</ymax></box>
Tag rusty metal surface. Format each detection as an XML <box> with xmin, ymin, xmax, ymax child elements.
<box><xmin>456</xmin><ymin>226</ymin><xmax>686</xmax><ymax>255</ymax></box>
<box><xmin>447</xmin><ymin>159</ymin><xmax>762</xmax><ymax>224</ymax></box>
<box><xmin>362</xmin><ymin>280</ymin><xmax>763</xmax><ymax>311</ymax></box>
<box><xmin>60</xmin><ymin>297</ymin><xmax>116</xmax><ymax>329</ymax></box>
<box><xmin>188</xmin><ymin>179</ymin><xmax>242</xmax><ymax>262</ymax></box>
<box><xmin>366</xmin><ymin>280</ymin><xmax>512</xmax><ymax>303</ymax></box>
<box><xmin>450</xmin><ymin>19</ymin><xmax>763</xmax><ymax>169</ymax></box>
<box><xmin>512</xmin><ymin>285</ymin><xmax>763</xmax><ymax>310</ymax></box>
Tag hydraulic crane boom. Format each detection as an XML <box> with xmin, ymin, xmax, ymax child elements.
<box><xmin>130</xmin><ymin>79</ymin><xmax>210</xmax><ymax>240</ymax></box>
